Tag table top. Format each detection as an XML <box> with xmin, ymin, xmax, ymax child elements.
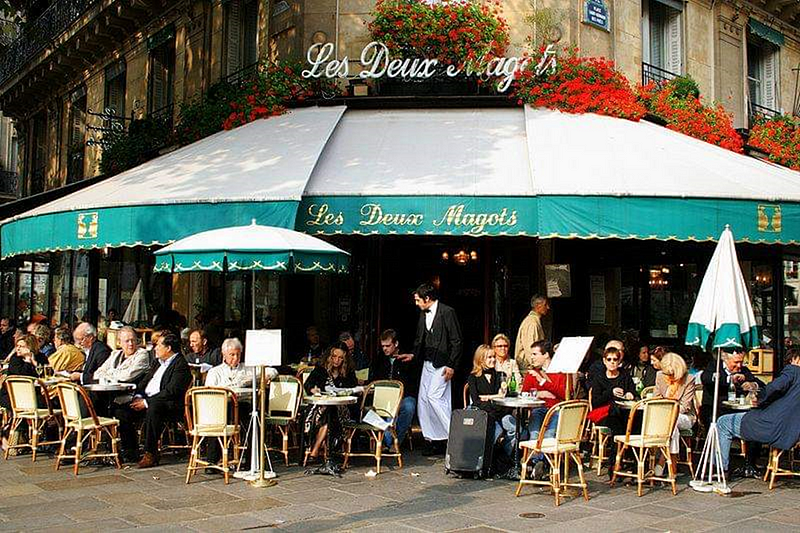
<box><xmin>722</xmin><ymin>400</ymin><xmax>754</xmax><ymax>411</ymax></box>
<box><xmin>40</xmin><ymin>377</ymin><xmax>70</xmax><ymax>386</ymax></box>
<box><xmin>230</xmin><ymin>386</ymin><xmax>253</xmax><ymax>396</ymax></box>
<box><xmin>83</xmin><ymin>383</ymin><xmax>136</xmax><ymax>392</ymax></box>
<box><xmin>491</xmin><ymin>397</ymin><xmax>545</xmax><ymax>408</ymax></box>
<box><xmin>304</xmin><ymin>395</ymin><xmax>358</xmax><ymax>406</ymax></box>
<box><xmin>616</xmin><ymin>400</ymin><xmax>643</xmax><ymax>410</ymax></box>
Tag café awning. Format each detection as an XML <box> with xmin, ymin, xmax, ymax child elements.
<box><xmin>297</xmin><ymin>106</ymin><xmax>800</xmax><ymax>244</ymax></box>
<box><xmin>0</xmin><ymin>106</ymin><xmax>346</xmax><ymax>259</ymax></box>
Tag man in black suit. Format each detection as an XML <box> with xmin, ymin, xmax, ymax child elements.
<box><xmin>115</xmin><ymin>333</ymin><xmax>192</xmax><ymax>466</ymax></box>
<box><xmin>69</xmin><ymin>322</ymin><xmax>111</xmax><ymax>385</ymax></box>
<box><xmin>410</xmin><ymin>283</ymin><xmax>463</xmax><ymax>454</ymax></box>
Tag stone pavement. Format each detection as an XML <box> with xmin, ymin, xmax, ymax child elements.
<box><xmin>1</xmin><ymin>447</ymin><xmax>799</xmax><ymax>532</ymax></box>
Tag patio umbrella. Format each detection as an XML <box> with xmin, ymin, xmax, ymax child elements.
<box><xmin>685</xmin><ymin>225</ymin><xmax>760</xmax><ymax>494</ymax></box>
<box><xmin>153</xmin><ymin>220</ymin><xmax>350</xmax><ymax>485</ymax></box>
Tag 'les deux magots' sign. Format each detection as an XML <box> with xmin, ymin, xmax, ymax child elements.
<box><xmin>302</xmin><ymin>42</ymin><xmax>556</xmax><ymax>92</ymax></box>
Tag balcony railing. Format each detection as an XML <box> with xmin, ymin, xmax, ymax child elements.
<box><xmin>0</xmin><ymin>170</ymin><xmax>18</xmax><ymax>198</ymax></box>
<box><xmin>0</xmin><ymin>0</ymin><xmax>99</xmax><ymax>88</ymax></box>
<box><xmin>223</xmin><ymin>62</ymin><xmax>260</xmax><ymax>87</ymax></box>
<box><xmin>749</xmin><ymin>102</ymin><xmax>781</xmax><ymax>127</ymax></box>
<box><xmin>642</xmin><ymin>62</ymin><xmax>678</xmax><ymax>88</ymax></box>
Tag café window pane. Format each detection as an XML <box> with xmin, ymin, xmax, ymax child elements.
<box><xmin>648</xmin><ymin>263</ymin><xmax>698</xmax><ymax>339</ymax></box>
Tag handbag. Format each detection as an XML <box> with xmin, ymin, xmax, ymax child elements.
<box><xmin>587</xmin><ymin>404</ymin><xmax>610</xmax><ymax>424</ymax></box>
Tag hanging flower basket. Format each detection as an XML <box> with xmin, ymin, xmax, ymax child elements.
<box><xmin>749</xmin><ymin>115</ymin><xmax>800</xmax><ymax>170</ymax></box>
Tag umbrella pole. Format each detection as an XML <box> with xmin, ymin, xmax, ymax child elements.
<box><xmin>690</xmin><ymin>347</ymin><xmax>730</xmax><ymax>494</ymax></box>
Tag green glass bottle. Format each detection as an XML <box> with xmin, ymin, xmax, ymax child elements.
<box><xmin>508</xmin><ymin>372</ymin><xmax>517</xmax><ymax>394</ymax></box>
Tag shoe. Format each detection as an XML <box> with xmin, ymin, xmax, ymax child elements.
<box><xmin>732</xmin><ymin>464</ymin><xmax>759</xmax><ymax>479</ymax></box>
<box><xmin>532</xmin><ymin>460</ymin><xmax>547</xmax><ymax>481</ymax></box>
<box><xmin>137</xmin><ymin>452</ymin><xmax>159</xmax><ymax>469</ymax></box>
<box><xmin>204</xmin><ymin>467</ymin><xmax>222</xmax><ymax>475</ymax></box>
<box><xmin>422</xmin><ymin>442</ymin><xmax>440</xmax><ymax>456</ymax></box>
<box><xmin>120</xmin><ymin>451</ymin><xmax>139</xmax><ymax>464</ymax></box>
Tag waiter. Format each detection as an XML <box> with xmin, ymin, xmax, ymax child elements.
<box><xmin>410</xmin><ymin>283</ymin><xmax>463</xmax><ymax>456</ymax></box>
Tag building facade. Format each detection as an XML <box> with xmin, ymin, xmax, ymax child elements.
<box><xmin>0</xmin><ymin>0</ymin><xmax>798</xmax><ymax>378</ymax></box>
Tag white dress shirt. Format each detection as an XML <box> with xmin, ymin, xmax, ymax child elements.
<box><xmin>94</xmin><ymin>348</ymin><xmax>150</xmax><ymax>383</ymax></box>
<box><xmin>205</xmin><ymin>363</ymin><xmax>263</xmax><ymax>388</ymax></box>
<box><xmin>426</xmin><ymin>300</ymin><xmax>439</xmax><ymax>331</ymax></box>
<box><xmin>144</xmin><ymin>353</ymin><xmax>178</xmax><ymax>398</ymax></box>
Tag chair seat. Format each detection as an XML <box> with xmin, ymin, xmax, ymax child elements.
<box><xmin>190</xmin><ymin>425</ymin><xmax>238</xmax><ymax>437</ymax></box>
<box><xmin>345</xmin><ymin>421</ymin><xmax>389</xmax><ymax>432</ymax></box>
<box><xmin>614</xmin><ymin>434</ymin><xmax>670</xmax><ymax>447</ymax></box>
<box><xmin>594</xmin><ymin>426</ymin><xmax>611</xmax><ymax>435</ymax></box>
<box><xmin>17</xmin><ymin>408</ymin><xmax>58</xmax><ymax>419</ymax></box>
<box><xmin>264</xmin><ymin>416</ymin><xmax>293</xmax><ymax>426</ymax></box>
<box><xmin>67</xmin><ymin>417</ymin><xmax>118</xmax><ymax>430</ymax></box>
<box><xmin>520</xmin><ymin>438</ymin><xmax>580</xmax><ymax>454</ymax></box>
<box><xmin>679</xmin><ymin>428</ymin><xmax>694</xmax><ymax>437</ymax></box>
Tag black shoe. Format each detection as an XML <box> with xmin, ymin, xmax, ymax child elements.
<box><xmin>732</xmin><ymin>464</ymin><xmax>760</xmax><ymax>479</ymax></box>
<box><xmin>422</xmin><ymin>442</ymin><xmax>438</xmax><ymax>456</ymax></box>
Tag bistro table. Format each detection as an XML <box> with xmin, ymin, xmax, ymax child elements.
<box><xmin>492</xmin><ymin>396</ymin><xmax>545</xmax><ymax>479</ymax></box>
<box><xmin>615</xmin><ymin>399</ymin><xmax>644</xmax><ymax>411</ymax></box>
<box><xmin>303</xmin><ymin>395</ymin><xmax>358</xmax><ymax>477</ymax></box>
<box><xmin>722</xmin><ymin>400</ymin><xmax>754</xmax><ymax>411</ymax></box>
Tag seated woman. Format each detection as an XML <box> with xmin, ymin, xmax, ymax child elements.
<box><xmin>467</xmin><ymin>344</ymin><xmax>514</xmax><ymax>459</ymax></box>
<box><xmin>492</xmin><ymin>333</ymin><xmax>521</xmax><ymax>386</ymax></box>
<box><xmin>653</xmin><ymin>352</ymin><xmax>696</xmax><ymax>476</ymax></box>
<box><xmin>1</xmin><ymin>334</ymin><xmax>48</xmax><ymax>409</ymax></box>
<box><xmin>588</xmin><ymin>346</ymin><xmax>636</xmax><ymax>437</ymax></box>
<box><xmin>303</xmin><ymin>342</ymin><xmax>357</xmax><ymax>464</ymax></box>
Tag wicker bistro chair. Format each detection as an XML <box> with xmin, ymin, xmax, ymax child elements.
<box><xmin>610</xmin><ymin>398</ymin><xmax>679</xmax><ymax>497</ymax></box>
<box><xmin>763</xmin><ymin>442</ymin><xmax>800</xmax><ymax>489</ymax></box>
<box><xmin>516</xmin><ymin>400</ymin><xmax>591</xmax><ymax>506</ymax></box>
<box><xmin>640</xmin><ymin>386</ymin><xmax>656</xmax><ymax>399</ymax></box>
<box><xmin>54</xmin><ymin>382</ymin><xmax>122</xmax><ymax>474</ymax></box>
<box><xmin>343</xmin><ymin>380</ymin><xmax>404</xmax><ymax>474</ymax></box>
<box><xmin>586</xmin><ymin>388</ymin><xmax>612</xmax><ymax>475</ymax></box>
<box><xmin>265</xmin><ymin>375</ymin><xmax>303</xmax><ymax>465</ymax></box>
<box><xmin>4</xmin><ymin>376</ymin><xmax>62</xmax><ymax>461</ymax></box>
<box><xmin>184</xmin><ymin>386</ymin><xmax>241</xmax><ymax>484</ymax></box>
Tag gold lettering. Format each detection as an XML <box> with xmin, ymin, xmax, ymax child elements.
<box><xmin>434</xmin><ymin>204</ymin><xmax>519</xmax><ymax>233</ymax></box>
<box><xmin>306</xmin><ymin>203</ymin><xmax>343</xmax><ymax>226</ymax></box>
<box><xmin>360</xmin><ymin>203</ymin><xmax>423</xmax><ymax>227</ymax></box>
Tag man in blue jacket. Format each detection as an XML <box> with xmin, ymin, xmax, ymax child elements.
<box><xmin>717</xmin><ymin>348</ymin><xmax>800</xmax><ymax>478</ymax></box>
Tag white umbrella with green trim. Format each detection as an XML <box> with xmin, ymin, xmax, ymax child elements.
<box><xmin>153</xmin><ymin>220</ymin><xmax>349</xmax><ymax>484</ymax></box>
<box><xmin>685</xmin><ymin>225</ymin><xmax>760</xmax><ymax>494</ymax></box>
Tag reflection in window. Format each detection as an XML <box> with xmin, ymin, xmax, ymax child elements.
<box><xmin>648</xmin><ymin>264</ymin><xmax>698</xmax><ymax>339</ymax></box>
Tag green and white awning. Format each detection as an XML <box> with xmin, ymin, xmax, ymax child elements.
<box><xmin>297</xmin><ymin>107</ymin><xmax>800</xmax><ymax>243</ymax></box>
<box><xmin>685</xmin><ymin>226</ymin><xmax>760</xmax><ymax>351</ymax></box>
<box><xmin>0</xmin><ymin>106</ymin><xmax>346</xmax><ymax>259</ymax></box>
<box><xmin>153</xmin><ymin>221</ymin><xmax>349</xmax><ymax>273</ymax></box>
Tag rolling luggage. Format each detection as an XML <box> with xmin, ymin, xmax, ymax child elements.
<box><xmin>444</xmin><ymin>407</ymin><xmax>494</xmax><ymax>478</ymax></box>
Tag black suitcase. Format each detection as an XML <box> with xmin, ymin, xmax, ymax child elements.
<box><xmin>445</xmin><ymin>407</ymin><xmax>494</xmax><ymax>478</ymax></box>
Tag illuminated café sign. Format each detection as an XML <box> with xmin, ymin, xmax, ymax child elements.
<box><xmin>304</xmin><ymin>201</ymin><xmax>520</xmax><ymax>236</ymax></box>
<box><xmin>303</xmin><ymin>42</ymin><xmax>556</xmax><ymax>93</ymax></box>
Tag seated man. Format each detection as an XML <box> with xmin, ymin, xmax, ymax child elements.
<box><xmin>186</xmin><ymin>329</ymin><xmax>222</xmax><ymax>366</ymax></box>
<box><xmin>701</xmin><ymin>347</ymin><xmax>765</xmax><ymax>475</ymax></box>
<box><xmin>94</xmin><ymin>326</ymin><xmax>150</xmax><ymax>385</ymax></box>
<box><xmin>717</xmin><ymin>348</ymin><xmax>800</xmax><ymax>478</ymax></box>
<box><xmin>369</xmin><ymin>329</ymin><xmax>420</xmax><ymax>451</ymax></box>
<box><xmin>48</xmin><ymin>327</ymin><xmax>85</xmax><ymax>372</ymax></box>
<box><xmin>70</xmin><ymin>322</ymin><xmax>111</xmax><ymax>385</ymax></box>
<box><xmin>115</xmin><ymin>333</ymin><xmax>192</xmax><ymax>466</ymax></box>
<box><xmin>204</xmin><ymin>337</ymin><xmax>276</xmax><ymax>468</ymax></box>
<box><xmin>340</xmin><ymin>331</ymin><xmax>370</xmax><ymax>380</ymax></box>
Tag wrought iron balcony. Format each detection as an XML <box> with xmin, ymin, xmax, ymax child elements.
<box><xmin>0</xmin><ymin>170</ymin><xmax>19</xmax><ymax>198</ymax></box>
<box><xmin>642</xmin><ymin>62</ymin><xmax>678</xmax><ymax>88</ymax></box>
<box><xmin>0</xmin><ymin>0</ymin><xmax>100</xmax><ymax>88</ymax></box>
<box><xmin>749</xmin><ymin>102</ymin><xmax>781</xmax><ymax>127</ymax></box>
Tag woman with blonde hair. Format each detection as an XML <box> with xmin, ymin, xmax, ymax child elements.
<box><xmin>491</xmin><ymin>333</ymin><xmax>522</xmax><ymax>387</ymax></box>
<box><xmin>467</xmin><ymin>344</ymin><xmax>515</xmax><ymax>459</ymax></box>
<box><xmin>654</xmin><ymin>352</ymin><xmax>697</xmax><ymax>475</ymax></box>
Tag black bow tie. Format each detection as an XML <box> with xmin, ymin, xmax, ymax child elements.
<box><xmin>424</xmin><ymin>309</ymin><xmax>432</xmax><ymax>314</ymax></box>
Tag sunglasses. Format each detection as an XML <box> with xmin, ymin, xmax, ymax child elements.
<box><xmin>494</xmin><ymin>344</ymin><xmax>509</xmax><ymax>349</ymax></box>
<box><xmin>605</xmin><ymin>358</ymin><xmax>620</xmax><ymax>363</ymax></box>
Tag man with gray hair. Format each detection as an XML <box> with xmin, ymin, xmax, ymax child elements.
<box><xmin>49</xmin><ymin>327</ymin><xmax>85</xmax><ymax>372</ymax></box>
<box><xmin>205</xmin><ymin>337</ymin><xmax>277</xmax><ymax>388</ymax></box>
<box><xmin>515</xmin><ymin>295</ymin><xmax>550</xmax><ymax>372</ymax></box>
<box><xmin>70</xmin><ymin>322</ymin><xmax>111</xmax><ymax>384</ymax></box>
<box><xmin>94</xmin><ymin>327</ymin><xmax>150</xmax><ymax>385</ymax></box>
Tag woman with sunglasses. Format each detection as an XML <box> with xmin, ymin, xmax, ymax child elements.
<box><xmin>491</xmin><ymin>333</ymin><xmax>521</xmax><ymax>386</ymax></box>
<box><xmin>588</xmin><ymin>346</ymin><xmax>636</xmax><ymax>437</ymax></box>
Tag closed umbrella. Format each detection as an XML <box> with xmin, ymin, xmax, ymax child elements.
<box><xmin>685</xmin><ymin>225</ymin><xmax>760</xmax><ymax>493</ymax></box>
<box><xmin>153</xmin><ymin>220</ymin><xmax>349</xmax><ymax>486</ymax></box>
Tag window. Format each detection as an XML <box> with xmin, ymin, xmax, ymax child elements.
<box><xmin>224</xmin><ymin>0</ymin><xmax>259</xmax><ymax>78</ymax></box>
<box><xmin>66</xmin><ymin>86</ymin><xmax>87</xmax><ymax>184</ymax></box>
<box><xmin>747</xmin><ymin>35</ymin><xmax>779</xmax><ymax>117</ymax></box>
<box><xmin>642</xmin><ymin>0</ymin><xmax>682</xmax><ymax>82</ymax></box>
<box><xmin>29</xmin><ymin>111</ymin><xmax>47</xmax><ymax>195</ymax></box>
<box><xmin>104</xmin><ymin>60</ymin><xmax>127</xmax><ymax>119</ymax></box>
<box><xmin>148</xmin><ymin>31</ymin><xmax>175</xmax><ymax>121</ymax></box>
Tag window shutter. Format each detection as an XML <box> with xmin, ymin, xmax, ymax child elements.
<box><xmin>763</xmin><ymin>48</ymin><xmax>778</xmax><ymax>110</ymax></box>
<box><xmin>151</xmin><ymin>55</ymin><xmax>166</xmax><ymax>111</ymax></box>
<box><xmin>243</xmin><ymin>0</ymin><xmax>259</xmax><ymax>67</ymax></box>
<box><xmin>650</xmin><ymin>3</ymin><xmax>665</xmax><ymax>69</ymax></box>
<box><xmin>226</xmin><ymin>0</ymin><xmax>242</xmax><ymax>76</ymax></box>
<box><xmin>105</xmin><ymin>74</ymin><xmax>126</xmax><ymax>117</ymax></box>
<box><xmin>666</xmin><ymin>8</ymin><xmax>682</xmax><ymax>75</ymax></box>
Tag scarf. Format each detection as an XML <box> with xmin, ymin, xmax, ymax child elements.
<box><xmin>666</xmin><ymin>375</ymin><xmax>681</xmax><ymax>399</ymax></box>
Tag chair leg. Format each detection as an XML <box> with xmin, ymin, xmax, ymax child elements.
<box><xmin>553</xmin><ymin>453</ymin><xmax>562</xmax><ymax>506</ymax></box>
<box><xmin>222</xmin><ymin>436</ymin><xmax>229</xmax><ymax>485</ymax></box>
<box><xmin>186</xmin><ymin>435</ymin><xmax>199</xmax><ymax>484</ymax></box>
<box><xmin>342</xmin><ymin>429</ymin><xmax>355</xmax><ymax>469</ymax></box>
<box><xmin>110</xmin><ymin>426</ymin><xmax>121</xmax><ymax>469</ymax></box>
<box><xmin>685</xmin><ymin>437</ymin><xmax>694</xmax><ymax>478</ymax></box>
<box><xmin>610</xmin><ymin>442</ymin><xmax>624</xmax><ymax>486</ymax></box>
<box><xmin>30</xmin><ymin>420</ymin><xmax>38</xmax><ymax>463</ymax></box>
<box><xmin>73</xmin><ymin>428</ymin><xmax>83</xmax><ymax>476</ymax></box>
<box><xmin>664</xmin><ymin>447</ymin><xmax>676</xmax><ymax>495</ymax></box>
<box><xmin>637</xmin><ymin>448</ymin><xmax>645</xmax><ymax>497</ymax></box>
<box><xmin>573</xmin><ymin>452</ymin><xmax>589</xmax><ymax>502</ymax></box>
<box><xmin>769</xmin><ymin>449</ymin><xmax>781</xmax><ymax>490</ymax></box>
<box><xmin>515</xmin><ymin>448</ymin><xmax>529</xmax><ymax>497</ymax></box>
<box><xmin>55</xmin><ymin>426</ymin><xmax>71</xmax><ymax>471</ymax></box>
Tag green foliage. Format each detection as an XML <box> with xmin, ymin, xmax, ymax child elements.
<box><xmin>665</xmin><ymin>75</ymin><xmax>701</xmax><ymax>101</ymax></box>
<box><xmin>99</xmin><ymin>113</ymin><xmax>172</xmax><ymax>176</ymax></box>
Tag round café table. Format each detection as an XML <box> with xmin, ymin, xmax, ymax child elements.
<box><xmin>84</xmin><ymin>382</ymin><xmax>136</xmax><ymax>416</ymax></box>
<box><xmin>303</xmin><ymin>395</ymin><xmax>358</xmax><ymax>477</ymax></box>
<box><xmin>722</xmin><ymin>400</ymin><xmax>754</xmax><ymax>411</ymax></box>
<box><xmin>492</xmin><ymin>396</ymin><xmax>545</xmax><ymax>479</ymax></box>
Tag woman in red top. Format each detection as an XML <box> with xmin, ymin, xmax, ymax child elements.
<box><xmin>521</xmin><ymin>340</ymin><xmax>568</xmax><ymax>439</ymax></box>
